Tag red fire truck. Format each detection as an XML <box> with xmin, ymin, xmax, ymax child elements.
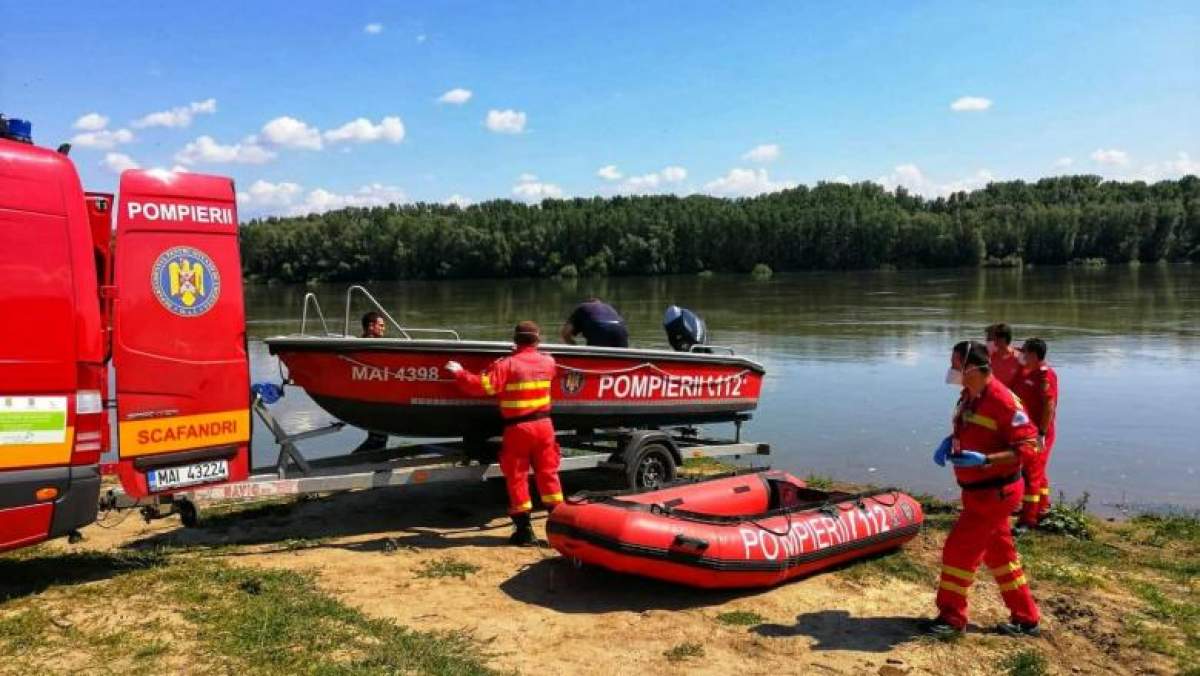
<box><xmin>0</xmin><ymin>115</ymin><xmax>251</xmax><ymax>552</ymax></box>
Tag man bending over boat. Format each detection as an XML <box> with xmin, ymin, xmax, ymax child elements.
<box><xmin>561</xmin><ymin>298</ymin><xmax>629</xmax><ymax>348</ymax></box>
<box><xmin>445</xmin><ymin>321</ymin><xmax>564</xmax><ymax>545</ymax></box>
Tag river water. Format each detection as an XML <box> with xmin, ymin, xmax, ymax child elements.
<box><xmin>244</xmin><ymin>265</ymin><xmax>1200</xmax><ymax>514</ymax></box>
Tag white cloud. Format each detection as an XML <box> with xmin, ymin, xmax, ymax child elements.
<box><xmin>512</xmin><ymin>176</ymin><xmax>562</xmax><ymax>201</ymax></box>
<box><xmin>950</xmin><ymin>96</ymin><xmax>993</xmax><ymax>112</ymax></box>
<box><xmin>486</xmin><ymin>109</ymin><xmax>527</xmax><ymax>134</ymax></box>
<box><xmin>237</xmin><ymin>180</ymin><xmax>303</xmax><ymax>207</ymax></box>
<box><xmin>607</xmin><ymin>165</ymin><xmax>688</xmax><ymax>194</ymax></box>
<box><xmin>597</xmin><ymin>165</ymin><xmax>622</xmax><ymax>181</ymax></box>
<box><xmin>102</xmin><ymin>152</ymin><xmax>139</xmax><ymax>174</ymax></box>
<box><xmin>1134</xmin><ymin>152</ymin><xmax>1200</xmax><ymax>181</ymax></box>
<box><xmin>323</xmin><ymin>116</ymin><xmax>405</xmax><ymax>144</ymax></box>
<box><xmin>416</xmin><ymin>34</ymin><xmax>427</xmax><ymax>44</ymax></box>
<box><xmin>438</xmin><ymin>88</ymin><xmax>473</xmax><ymax>105</ymax></box>
<box><xmin>830</xmin><ymin>175</ymin><xmax>852</xmax><ymax>184</ymax></box>
<box><xmin>174</xmin><ymin>135</ymin><xmax>276</xmax><ymax>165</ymax></box>
<box><xmin>1090</xmin><ymin>148</ymin><xmax>1129</xmax><ymax>166</ymax></box>
<box><xmin>445</xmin><ymin>194</ymin><xmax>472</xmax><ymax>207</ymax></box>
<box><xmin>1054</xmin><ymin>157</ymin><xmax>1074</xmax><ymax>168</ymax></box>
<box><xmin>133</xmin><ymin>98</ymin><xmax>217</xmax><ymax>129</ymax></box>
<box><xmin>876</xmin><ymin>163</ymin><xmax>993</xmax><ymax>197</ymax></box>
<box><xmin>704</xmin><ymin>168</ymin><xmax>794</xmax><ymax>197</ymax></box>
<box><xmin>296</xmin><ymin>183</ymin><xmax>406</xmax><ymax>215</ymax></box>
<box><xmin>261</xmin><ymin>116</ymin><xmax>323</xmax><ymax>150</ymax></box>
<box><xmin>742</xmin><ymin>144</ymin><xmax>781</xmax><ymax>163</ymax></box>
<box><xmin>73</xmin><ymin>113</ymin><xmax>109</xmax><ymax>131</ymax></box>
<box><xmin>70</xmin><ymin>128</ymin><xmax>134</xmax><ymax>149</ymax></box>
<box><xmin>660</xmin><ymin>166</ymin><xmax>687</xmax><ymax>183</ymax></box>
<box><xmin>364</xmin><ymin>23</ymin><xmax>383</xmax><ymax>34</ymax></box>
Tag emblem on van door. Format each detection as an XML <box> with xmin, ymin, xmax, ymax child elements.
<box><xmin>151</xmin><ymin>246</ymin><xmax>221</xmax><ymax>317</ymax></box>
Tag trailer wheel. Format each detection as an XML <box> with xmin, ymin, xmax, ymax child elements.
<box><xmin>176</xmin><ymin>498</ymin><xmax>199</xmax><ymax>528</ymax></box>
<box><xmin>628</xmin><ymin>443</ymin><xmax>676</xmax><ymax>490</ymax></box>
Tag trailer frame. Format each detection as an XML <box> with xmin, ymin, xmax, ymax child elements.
<box><xmin>100</xmin><ymin>394</ymin><xmax>770</xmax><ymax>527</ymax></box>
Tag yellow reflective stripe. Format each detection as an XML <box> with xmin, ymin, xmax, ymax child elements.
<box><xmin>1040</xmin><ymin>488</ymin><xmax>1050</xmax><ymax>495</ymax></box>
<box><xmin>480</xmin><ymin>374</ymin><xmax>496</xmax><ymax>395</ymax></box>
<box><xmin>997</xmin><ymin>575</ymin><xmax>1028</xmax><ymax>592</ymax></box>
<box><xmin>542</xmin><ymin>492</ymin><xmax>564</xmax><ymax>504</ymax></box>
<box><xmin>1023</xmin><ymin>495</ymin><xmax>1040</xmax><ymax>503</ymax></box>
<box><xmin>941</xmin><ymin>565</ymin><xmax>976</xmax><ymax>582</ymax></box>
<box><xmin>938</xmin><ymin>580</ymin><xmax>971</xmax><ymax>597</ymax></box>
<box><xmin>964</xmin><ymin>412</ymin><xmax>997</xmax><ymax>430</ymax></box>
<box><xmin>500</xmin><ymin>396</ymin><xmax>551</xmax><ymax>409</ymax></box>
<box><xmin>505</xmin><ymin>380</ymin><xmax>551</xmax><ymax>391</ymax></box>
<box><xmin>511</xmin><ymin>501</ymin><xmax>533</xmax><ymax>513</ymax></box>
<box><xmin>990</xmin><ymin>560</ymin><xmax>1022</xmax><ymax>577</ymax></box>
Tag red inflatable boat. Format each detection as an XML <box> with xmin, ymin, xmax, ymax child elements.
<box><xmin>547</xmin><ymin>471</ymin><xmax>924</xmax><ymax>589</ymax></box>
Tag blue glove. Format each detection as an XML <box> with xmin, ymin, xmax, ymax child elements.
<box><xmin>932</xmin><ymin>436</ymin><xmax>952</xmax><ymax>467</ymax></box>
<box><xmin>950</xmin><ymin>450</ymin><xmax>988</xmax><ymax>467</ymax></box>
<box><xmin>251</xmin><ymin>383</ymin><xmax>285</xmax><ymax>404</ymax></box>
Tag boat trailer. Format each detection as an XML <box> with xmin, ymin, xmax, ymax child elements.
<box><xmin>99</xmin><ymin>393</ymin><xmax>770</xmax><ymax>527</ymax></box>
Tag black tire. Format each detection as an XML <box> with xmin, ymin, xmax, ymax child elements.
<box><xmin>176</xmin><ymin>498</ymin><xmax>199</xmax><ymax>528</ymax></box>
<box><xmin>627</xmin><ymin>443</ymin><xmax>676</xmax><ymax>490</ymax></box>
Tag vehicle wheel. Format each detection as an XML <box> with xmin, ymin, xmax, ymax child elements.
<box><xmin>627</xmin><ymin>443</ymin><xmax>676</xmax><ymax>490</ymax></box>
<box><xmin>176</xmin><ymin>498</ymin><xmax>199</xmax><ymax>528</ymax></box>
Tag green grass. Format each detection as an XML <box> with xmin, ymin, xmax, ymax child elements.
<box><xmin>680</xmin><ymin>456</ymin><xmax>736</xmax><ymax>473</ymax></box>
<box><xmin>804</xmin><ymin>473</ymin><xmax>834</xmax><ymax>490</ymax></box>
<box><xmin>0</xmin><ymin>548</ymin><xmax>168</xmax><ymax>602</ymax></box>
<box><xmin>1129</xmin><ymin>514</ymin><xmax>1200</xmax><ymax>547</ymax></box>
<box><xmin>838</xmin><ymin>549</ymin><xmax>931</xmax><ymax>584</ymax></box>
<box><xmin>716</xmin><ymin>610</ymin><xmax>764</xmax><ymax>626</ymax></box>
<box><xmin>415</xmin><ymin>557</ymin><xmax>482</xmax><ymax>580</ymax></box>
<box><xmin>997</xmin><ymin>648</ymin><xmax>1049</xmax><ymax>676</ymax></box>
<box><xmin>0</xmin><ymin>607</ymin><xmax>52</xmax><ymax>655</ymax></box>
<box><xmin>664</xmin><ymin>642</ymin><xmax>705</xmax><ymax>662</ymax></box>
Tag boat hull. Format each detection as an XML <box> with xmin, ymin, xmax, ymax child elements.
<box><xmin>267</xmin><ymin>337</ymin><xmax>764</xmax><ymax>437</ymax></box>
<box><xmin>547</xmin><ymin>471</ymin><xmax>924</xmax><ymax>589</ymax></box>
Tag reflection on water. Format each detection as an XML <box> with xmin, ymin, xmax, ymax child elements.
<box><xmin>247</xmin><ymin>265</ymin><xmax>1200</xmax><ymax>513</ymax></box>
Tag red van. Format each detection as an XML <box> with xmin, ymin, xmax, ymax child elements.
<box><xmin>0</xmin><ymin>120</ymin><xmax>250</xmax><ymax>552</ymax></box>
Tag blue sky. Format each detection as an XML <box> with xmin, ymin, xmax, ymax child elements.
<box><xmin>4</xmin><ymin>1</ymin><xmax>1198</xmax><ymax>217</ymax></box>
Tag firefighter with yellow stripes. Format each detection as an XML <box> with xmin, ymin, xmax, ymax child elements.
<box><xmin>446</xmin><ymin>321</ymin><xmax>563</xmax><ymax>545</ymax></box>
<box><xmin>927</xmin><ymin>340</ymin><xmax>1042</xmax><ymax>637</ymax></box>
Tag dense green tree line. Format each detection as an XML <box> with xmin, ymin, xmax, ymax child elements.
<box><xmin>239</xmin><ymin>175</ymin><xmax>1200</xmax><ymax>282</ymax></box>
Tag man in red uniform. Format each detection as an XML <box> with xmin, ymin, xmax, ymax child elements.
<box><xmin>926</xmin><ymin>340</ymin><xmax>1041</xmax><ymax>637</ymax></box>
<box><xmin>986</xmin><ymin>323</ymin><xmax>1023</xmax><ymax>388</ymax></box>
<box><xmin>1011</xmin><ymin>338</ymin><xmax>1059</xmax><ymax>532</ymax></box>
<box><xmin>446</xmin><ymin>321</ymin><xmax>564</xmax><ymax>545</ymax></box>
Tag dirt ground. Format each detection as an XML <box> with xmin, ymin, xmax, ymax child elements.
<box><xmin>23</xmin><ymin>471</ymin><xmax>1182</xmax><ymax>676</ymax></box>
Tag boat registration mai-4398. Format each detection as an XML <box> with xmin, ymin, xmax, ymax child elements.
<box><xmin>147</xmin><ymin>459</ymin><xmax>229</xmax><ymax>492</ymax></box>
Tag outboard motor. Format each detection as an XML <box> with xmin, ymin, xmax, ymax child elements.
<box><xmin>663</xmin><ymin>305</ymin><xmax>707</xmax><ymax>352</ymax></box>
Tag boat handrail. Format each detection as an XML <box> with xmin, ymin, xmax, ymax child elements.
<box><xmin>692</xmin><ymin>345</ymin><xmax>736</xmax><ymax>355</ymax></box>
<box><xmin>342</xmin><ymin>285</ymin><xmax>461</xmax><ymax>341</ymax></box>
<box><xmin>299</xmin><ymin>292</ymin><xmax>334</xmax><ymax>336</ymax></box>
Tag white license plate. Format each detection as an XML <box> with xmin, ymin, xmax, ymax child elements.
<box><xmin>147</xmin><ymin>459</ymin><xmax>229</xmax><ymax>492</ymax></box>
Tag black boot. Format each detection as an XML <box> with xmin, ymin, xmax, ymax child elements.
<box><xmin>509</xmin><ymin>513</ymin><xmax>535</xmax><ymax>546</ymax></box>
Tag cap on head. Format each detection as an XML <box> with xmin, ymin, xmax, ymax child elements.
<box><xmin>953</xmin><ymin>340</ymin><xmax>991</xmax><ymax>372</ymax></box>
<box><xmin>514</xmin><ymin>320</ymin><xmax>541</xmax><ymax>346</ymax></box>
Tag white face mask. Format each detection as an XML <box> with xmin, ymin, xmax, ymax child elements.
<box><xmin>945</xmin><ymin>367</ymin><xmax>963</xmax><ymax>386</ymax></box>
<box><xmin>986</xmin><ymin>340</ymin><xmax>997</xmax><ymax>355</ymax></box>
<box><xmin>1018</xmin><ymin>353</ymin><xmax>1028</xmax><ymax>367</ymax></box>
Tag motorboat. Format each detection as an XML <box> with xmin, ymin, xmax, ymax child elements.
<box><xmin>265</xmin><ymin>287</ymin><xmax>765</xmax><ymax>440</ymax></box>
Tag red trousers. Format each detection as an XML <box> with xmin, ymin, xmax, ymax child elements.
<box><xmin>1019</xmin><ymin>431</ymin><xmax>1055</xmax><ymax>526</ymax></box>
<box><xmin>937</xmin><ymin>478</ymin><xmax>1040</xmax><ymax>629</ymax></box>
<box><xmin>499</xmin><ymin>418</ymin><xmax>563</xmax><ymax>515</ymax></box>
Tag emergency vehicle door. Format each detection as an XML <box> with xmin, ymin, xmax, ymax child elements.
<box><xmin>111</xmin><ymin>170</ymin><xmax>250</xmax><ymax>498</ymax></box>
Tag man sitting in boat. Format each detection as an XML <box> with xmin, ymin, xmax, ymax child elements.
<box><xmin>353</xmin><ymin>311</ymin><xmax>390</xmax><ymax>453</ymax></box>
<box><xmin>560</xmin><ymin>297</ymin><xmax>629</xmax><ymax>348</ymax></box>
<box><xmin>445</xmin><ymin>321</ymin><xmax>564</xmax><ymax>545</ymax></box>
